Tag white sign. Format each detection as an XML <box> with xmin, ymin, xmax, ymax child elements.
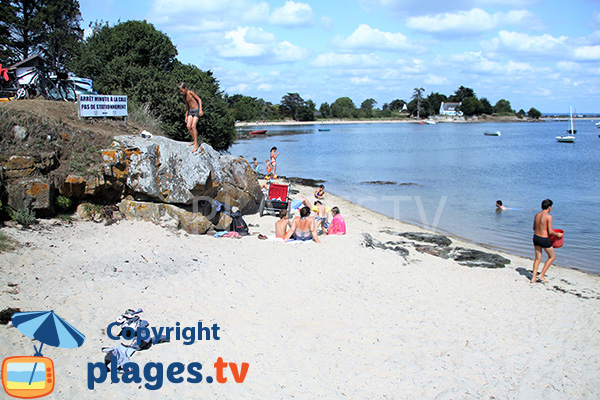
<box><xmin>78</xmin><ymin>94</ymin><xmax>128</xmax><ymax>118</ymax></box>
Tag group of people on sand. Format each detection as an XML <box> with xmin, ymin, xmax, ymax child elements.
<box><xmin>260</xmin><ymin>185</ymin><xmax>346</xmax><ymax>243</ymax></box>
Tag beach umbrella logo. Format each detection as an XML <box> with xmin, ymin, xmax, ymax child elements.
<box><xmin>2</xmin><ymin>310</ymin><xmax>85</xmax><ymax>399</ymax></box>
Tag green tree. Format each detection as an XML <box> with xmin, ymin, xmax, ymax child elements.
<box><xmin>36</xmin><ymin>0</ymin><xmax>83</xmax><ymax>71</ymax></box>
<box><xmin>0</xmin><ymin>0</ymin><xmax>18</xmax><ymax>62</ymax></box>
<box><xmin>319</xmin><ymin>102</ymin><xmax>331</xmax><ymax>118</ymax></box>
<box><xmin>480</xmin><ymin>97</ymin><xmax>494</xmax><ymax>115</ymax></box>
<box><xmin>459</xmin><ymin>97</ymin><xmax>484</xmax><ymax>116</ymax></box>
<box><xmin>360</xmin><ymin>98</ymin><xmax>377</xmax><ymax>118</ymax></box>
<box><xmin>528</xmin><ymin>107</ymin><xmax>542</xmax><ymax>119</ymax></box>
<box><xmin>449</xmin><ymin>86</ymin><xmax>476</xmax><ymax>102</ymax></box>
<box><xmin>330</xmin><ymin>97</ymin><xmax>356</xmax><ymax>118</ymax></box>
<box><xmin>407</xmin><ymin>98</ymin><xmax>430</xmax><ymax>118</ymax></box>
<box><xmin>494</xmin><ymin>99</ymin><xmax>514</xmax><ymax>115</ymax></box>
<box><xmin>280</xmin><ymin>92</ymin><xmax>305</xmax><ymax>120</ymax></box>
<box><xmin>412</xmin><ymin>88</ymin><xmax>425</xmax><ymax>118</ymax></box>
<box><xmin>389</xmin><ymin>99</ymin><xmax>406</xmax><ymax>111</ymax></box>
<box><xmin>426</xmin><ymin>92</ymin><xmax>448</xmax><ymax>115</ymax></box>
<box><xmin>4</xmin><ymin>0</ymin><xmax>44</xmax><ymax>61</ymax></box>
<box><xmin>72</xmin><ymin>20</ymin><xmax>235</xmax><ymax>150</ymax></box>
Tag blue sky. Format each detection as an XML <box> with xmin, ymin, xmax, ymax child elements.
<box><xmin>79</xmin><ymin>0</ymin><xmax>600</xmax><ymax>113</ymax></box>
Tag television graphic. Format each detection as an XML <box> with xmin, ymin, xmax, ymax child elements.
<box><xmin>1</xmin><ymin>357</ymin><xmax>54</xmax><ymax>399</ymax></box>
<box><xmin>2</xmin><ymin>311</ymin><xmax>85</xmax><ymax>399</ymax></box>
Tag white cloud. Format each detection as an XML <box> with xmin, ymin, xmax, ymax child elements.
<box><xmin>424</xmin><ymin>74</ymin><xmax>449</xmax><ymax>85</ymax></box>
<box><xmin>573</xmin><ymin>45</ymin><xmax>600</xmax><ymax>61</ymax></box>
<box><xmin>406</xmin><ymin>8</ymin><xmax>533</xmax><ymax>34</ymax></box>
<box><xmin>257</xmin><ymin>83</ymin><xmax>273</xmax><ymax>91</ymax></box>
<box><xmin>269</xmin><ymin>1</ymin><xmax>314</xmax><ymax>27</ymax></box>
<box><xmin>483</xmin><ymin>30</ymin><xmax>569</xmax><ymax>56</ymax></box>
<box><xmin>442</xmin><ymin>51</ymin><xmax>533</xmax><ymax>75</ymax></box>
<box><xmin>350</xmin><ymin>76</ymin><xmax>371</xmax><ymax>84</ymax></box>
<box><xmin>320</xmin><ymin>16</ymin><xmax>334</xmax><ymax>30</ymax></box>
<box><xmin>217</xmin><ymin>27</ymin><xmax>309</xmax><ymax>63</ymax></box>
<box><xmin>149</xmin><ymin>0</ymin><xmax>271</xmax><ymax>31</ymax></box>
<box><xmin>331</xmin><ymin>24</ymin><xmax>422</xmax><ymax>52</ymax></box>
<box><xmin>311</xmin><ymin>52</ymin><xmax>386</xmax><ymax>68</ymax></box>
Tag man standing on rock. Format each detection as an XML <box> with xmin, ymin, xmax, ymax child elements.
<box><xmin>531</xmin><ymin>199</ymin><xmax>563</xmax><ymax>283</ymax></box>
<box><xmin>178</xmin><ymin>82</ymin><xmax>203</xmax><ymax>153</ymax></box>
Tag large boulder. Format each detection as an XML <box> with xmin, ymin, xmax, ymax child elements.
<box><xmin>118</xmin><ymin>198</ymin><xmax>214</xmax><ymax>235</ymax></box>
<box><xmin>7</xmin><ymin>178</ymin><xmax>54</xmax><ymax>216</ymax></box>
<box><xmin>103</xmin><ymin>135</ymin><xmax>261</xmax><ymax>214</ymax></box>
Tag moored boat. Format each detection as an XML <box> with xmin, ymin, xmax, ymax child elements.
<box><xmin>556</xmin><ymin>106</ymin><xmax>576</xmax><ymax>143</ymax></box>
<box><xmin>484</xmin><ymin>131</ymin><xmax>501</xmax><ymax>136</ymax></box>
<box><xmin>249</xmin><ymin>130</ymin><xmax>267</xmax><ymax>135</ymax></box>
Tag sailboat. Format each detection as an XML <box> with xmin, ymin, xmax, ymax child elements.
<box><xmin>556</xmin><ymin>106</ymin><xmax>576</xmax><ymax>143</ymax></box>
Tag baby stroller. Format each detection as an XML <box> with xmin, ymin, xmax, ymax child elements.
<box><xmin>259</xmin><ymin>182</ymin><xmax>291</xmax><ymax>217</ymax></box>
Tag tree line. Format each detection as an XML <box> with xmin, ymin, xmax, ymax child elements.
<box><xmin>228</xmin><ymin>86</ymin><xmax>542</xmax><ymax>123</ymax></box>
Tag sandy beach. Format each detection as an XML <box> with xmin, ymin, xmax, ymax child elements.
<box><xmin>1</xmin><ymin>182</ymin><xmax>599</xmax><ymax>399</ymax></box>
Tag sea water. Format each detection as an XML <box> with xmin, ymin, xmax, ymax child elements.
<box><xmin>230</xmin><ymin>121</ymin><xmax>600</xmax><ymax>274</ymax></box>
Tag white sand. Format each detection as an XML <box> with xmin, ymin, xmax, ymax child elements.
<box><xmin>1</xmin><ymin>184</ymin><xmax>599</xmax><ymax>399</ymax></box>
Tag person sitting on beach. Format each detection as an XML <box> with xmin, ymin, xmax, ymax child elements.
<box><xmin>326</xmin><ymin>206</ymin><xmax>346</xmax><ymax>235</ymax></box>
<box><xmin>314</xmin><ymin>185</ymin><xmax>325</xmax><ymax>199</ymax></box>
<box><xmin>313</xmin><ymin>200</ymin><xmax>328</xmax><ymax>233</ymax></box>
<box><xmin>284</xmin><ymin>206</ymin><xmax>320</xmax><ymax>243</ymax></box>
<box><xmin>496</xmin><ymin>200</ymin><xmax>507</xmax><ymax>211</ymax></box>
<box><xmin>275</xmin><ymin>209</ymin><xmax>290</xmax><ymax>238</ymax></box>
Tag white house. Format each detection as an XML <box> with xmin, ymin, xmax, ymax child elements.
<box><xmin>439</xmin><ymin>102</ymin><xmax>463</xmax><ymax>116</ymax></box>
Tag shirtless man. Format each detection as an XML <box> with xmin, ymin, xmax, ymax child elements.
<box><xmin>531</xmin><ymin>199</ymin><xmax>563</xmax><ymax>283</ymax></box>
<box><xmin>177</xmin><ymin>82</ymin><xmax>203</xmax><ymax>153</ymax></box>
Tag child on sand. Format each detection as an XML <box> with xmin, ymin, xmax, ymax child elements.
<box><xmin>252</xmin><ymin>157</ymin><xmax>259</xmax><ymax>173</ymax></box>
<box><xmin>275</xmin><ymin>209</ymin><xmax>289</xmax><ymax>238</ymax></box>
<box><xmin>313</xmin><ymin>200</ymin><xmax>327</xmax><ymax>233</ymax></box>
<box><xmin>177</xmin><ymin>82</ymin><xmax>203</xmax><ymax>153</ymax></box>
<box><xmin>314</xmin><ymin>185</ymin><xmax>325</xmax><ymax>199</ymax></box>
<box><xmin>265</xmin><ymin>159</ymin><xmax>272</xmax><ymax>178</ymax></box>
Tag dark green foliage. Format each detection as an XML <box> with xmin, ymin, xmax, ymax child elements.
<box><xmin>426</xmin><ymin>92</ymin><xmax>447</xmax><ymax>115</ymax></box>
<box><xmin>71</xmin><ymin>20</ymin><xmax>235</xmax><ymax>150</ymax></box>
<box><xmin>528</xmin><ymin>107</ymin><xmax>542</xmax><ymax>119</ymax></box>
<box><xmin>330</xmin><ymin>97</ymin><xmax>356</xmax><ymax>118</ymax></box>
<box><xmin>459</xmin><ymin>97</ymin><xmax>484</xmax><ymax>116</ymax></box>
<box><xmin>319</xmin><ymin>102</ymin><xmax>331</xmax><ymax>118</ymax></box>
<box><xmin>360</xmin><ymin>98</ymin><xmax>377</xmax><ymax>118</ymax></box>
<box><xmin>494</xmin><ymin>99</ymin><xmax>514</xmax><ymax>115</ymax></box>
<box><xmin>480</xmin><ymin>97</ymin><xmax>494</xmax><ymax>115</ymax></box>
<box><xmin>389</xmin><ymin>99</ymin><xmax>406</xmax><ymax>111</ymax></box>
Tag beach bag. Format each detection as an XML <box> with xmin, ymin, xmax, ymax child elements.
<box><xmin>230</xmin><ymin>211</ymin><xmax>249</xmax><ymax>236</ymax></box>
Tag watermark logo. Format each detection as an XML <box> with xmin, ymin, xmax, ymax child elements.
<box><xmin>2</xmin><ymin>311</ymin><xmax>85</xmax><ymax>399</ymax></box>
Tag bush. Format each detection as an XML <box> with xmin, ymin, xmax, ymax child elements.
<box><xmin>11</xmin><ymin>208</ymin><xmax>36</xmax><ymax>226</ymax></box>
<box><xmin>55</xmin><ymin>195</ymin><xmax>72</xmax><ymax>212</ymax></box>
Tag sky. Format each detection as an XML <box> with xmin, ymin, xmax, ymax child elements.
<box><xmin>78</xmin><ymin>0</ymin><xmax>600</xmax><ymax>113</ymax></box>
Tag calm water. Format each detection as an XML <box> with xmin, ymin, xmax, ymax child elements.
<box><xmin>231</xmin><ymin>121</ymin><xmax>600</xmax><ymax>274</ymax></box>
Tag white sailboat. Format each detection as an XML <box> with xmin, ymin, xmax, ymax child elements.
<box><xmin>556</xmin><ymin>106</ymin><xmax>576</xmax><ymax>143</ymax></box>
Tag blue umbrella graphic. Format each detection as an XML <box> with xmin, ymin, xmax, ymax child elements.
<box><xmin>11</xmin><ymin>310</ymin><xmax>85</xmax><ymax>385</ymax></box>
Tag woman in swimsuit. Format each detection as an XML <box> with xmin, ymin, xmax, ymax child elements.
<box><xmin>284</xmin><ymin>206</ymin><xmax>320</xmax><ymax>243</ymax></box>
<box><xmin>270</xmin><ymin>147</ymin><xmax>279</xmax><ymax>176</ymax></box>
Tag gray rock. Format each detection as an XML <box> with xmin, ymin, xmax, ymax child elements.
<box><xmin>449</xmin><ymin>247</ymin><xmax>511</xmax><ymax>269</ymax></box>
<box><xmin>381</xmin><ymin>230</ymin><xmax>453</xmax><ymax>247</ymax></box>
<box><xmin>105</xmin><ymin>135</ymin><xmax>262</xmax><ymax>213</ymax></box>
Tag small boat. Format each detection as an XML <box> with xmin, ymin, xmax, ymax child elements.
<box><xmin>318</xmin><ymin>128</ymin><xmax>330</xmax><ymax>132</ymax></box>
<box><xmin>556</xmin><ymin>106</ymin><xmax>576</xmax><ymax>143</ymax></box>
<box><xmin>595</xmin><ymin>121</ymin><xmax>600</xmax><ymax>128</ymax></box>
<box><xmin>484</xmin><ymin>131</ymin><xmax>501</xmax><ymax>136</ymax></box>
<box><xmin>426</xmin><ymin>120</ymin><xmax>437</xmax><ymax>125</ymax></box>
<box><xmin>249</xmin><ymin>130</ymin><xmax>267</xmax><ymax>135</ymax></box>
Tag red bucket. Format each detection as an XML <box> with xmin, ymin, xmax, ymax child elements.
<box><xmin>549</xmin><ymin>229</ymin><xmax>564</xmax><ymax>248</ymax></box>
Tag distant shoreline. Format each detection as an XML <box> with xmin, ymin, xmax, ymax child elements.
<box><xmin>235</xmin><ymin>116</ymin><xmax>598</xmax><ymax>128</ymax></box>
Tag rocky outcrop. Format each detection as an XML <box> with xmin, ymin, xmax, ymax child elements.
<box><xmin>118</xmin><ymin>198</ymin><xmax>214</xmax><ymax>234</ymax></box>
<box><xmin>103</xmin><ymin>135</ymin><xmax>262</xmax><ymax>214</ymax></box>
